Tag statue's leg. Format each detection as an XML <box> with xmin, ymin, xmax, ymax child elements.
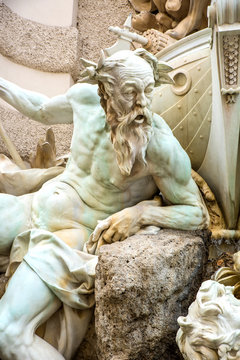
<box><xmin>4</xmin><ymin>227</ymin><xmax>96</xmax><ymax>359</ymax></box>
<box><xmin>0</xmin><ymin>193</ymin><xmax>33</xmax><ymax>255</ymax></box>
<box><xmin>0</xmin><ymin>261</ymin><xmax>64</xmax><ymax>360</ymax></box>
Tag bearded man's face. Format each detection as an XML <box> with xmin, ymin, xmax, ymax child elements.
<box><xmin>108</xmin><ymin>58</ymin><xmax>155</xmax><ymax>117</ymax></box>
<box><xmin>100</xmin><ymin>56</ymin><xmax>155</xmax><ymax>176</ymax></box>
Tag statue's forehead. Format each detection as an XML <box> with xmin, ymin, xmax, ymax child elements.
<box><xmin>113</xmin><ymin>60</ymin><xmax>154</xmax><ymax>80</ymax></box>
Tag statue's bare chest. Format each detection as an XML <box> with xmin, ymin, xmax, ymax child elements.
<box><xmin>88</xmin><ymin>132</ymin><xmax>129</xmax><ymax>190</ymax></box>
<box><xmin>71</xmin><ymin>123</ymin><xmax>155</xmax><ymax>194</ymax></box>
<box><xmin>71</xmin><ymin>118</ymin><xmax>126</xmax><ymax>187</ymax></box>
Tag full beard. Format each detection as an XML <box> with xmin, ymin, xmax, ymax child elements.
<box><xmin>107</xmin><ymin>102</ymin><xmax>153</xmax><ymax>176</ymax></box>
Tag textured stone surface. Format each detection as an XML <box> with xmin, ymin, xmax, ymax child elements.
<box><xmin>0</xmin><ymin>273</ymin><xmax>8</xmax><ymax>299</ymax></box>
<box><xmin>0</xmin><ymin>104</ymin><xmax>72</xmax><ymax>161</ymax></box>
<box><xmin>95</xmin><ymin>229</ymin><xmax>208</xmax><ymax>360</ymax></box>
<box><xmin>0</xmin><ymin>4</ymin><xmax>78</xmax><ymax>74</ymax></box>
<box><xmin>75</xmin><ymin>0</ymin><xmax>132</xmax><ymax>79</ymax></box>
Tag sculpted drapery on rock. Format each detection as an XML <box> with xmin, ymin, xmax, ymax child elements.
<box><xmin>0</xmin><ymin>49</ymin><xmax>209</xmax><ymax>359</ymax></box>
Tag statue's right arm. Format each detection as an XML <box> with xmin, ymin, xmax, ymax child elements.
<box><xmin>0</xmin><ymin>77</ymin><xmax>73</xmax><ymax>125</ymax></box>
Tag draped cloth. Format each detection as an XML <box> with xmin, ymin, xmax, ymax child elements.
<box><xmin>6</xmin><ymin>229</ymin><xmax>98</xmax><ymax>360</ymax></box>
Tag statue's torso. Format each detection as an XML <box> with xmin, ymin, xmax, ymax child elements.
<box><xmin>60</xmin><ymin>113</ymin><xmax>158</xmax><ymax>211</ymax></box>
<box><xmin>56</xmin><ymin>84</ymin><xmax>158</xmax><ymax>226</ymax></box>
<box><xmin>33</xmin><ymin>83</ymin><xmax>192</xmax><ymax>232</ymax></box>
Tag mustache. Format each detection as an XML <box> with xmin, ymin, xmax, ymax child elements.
<box><xmin>110</xmin><ymin>106</ymin><xmax>152</xmax><ymax>138</ymax></box>
<box><xmin>117</xmin><ymin>106</ymin><xmax>151</xmax><ymax>125</ymax></box>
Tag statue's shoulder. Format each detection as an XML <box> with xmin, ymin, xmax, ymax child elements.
<box><xmin>147</xmin><ymin>113</ymin><xmax>191</xmax><ymax>177</ymax></box>
<box><xmin>148</xmin><ymin>113</ymin><xmax>175</xmax><ymax>155</ymax></box>
<box><xmin>151</xmin><ymin>113</ymin><xmax>173</xmax><ymax>134</ymax></box>
<box><xmin>67</xmin><ymin>83</ymin><xmax>100</xmax><ymax>106</ymax></box>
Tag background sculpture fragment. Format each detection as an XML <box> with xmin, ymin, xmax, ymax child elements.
<box><xmin>177</xmin><ymin>251</ymin><xmax>240</xmax><ymax>360</ymax></box>
<box><xmin>130</xmin><ymin>0</ymin><xmax>210</xmax><ymax>49</ymax></box>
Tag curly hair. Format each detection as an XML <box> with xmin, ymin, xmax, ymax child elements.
<box><xmin>177</xmin><ymin>280</ymin><xmax>240</xmax><ymax>360</ymax></box>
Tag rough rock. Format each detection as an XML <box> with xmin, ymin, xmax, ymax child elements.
<box><xmin>95</xmin><ymin>229</ymin><xmax>208</xmax><ymax>360</ymax></box>
<box><xmin>0</xmin><ymin>105</ymin><xmax>73</xmax><ymax>161</ymax></box>
<box><xmin>0</xmin><ymin>273</ymin><xmax>8</xmax><ymax>298</ymax></box>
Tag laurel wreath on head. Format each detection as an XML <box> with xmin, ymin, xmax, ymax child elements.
<box><xmin>78</xmin><ymin>49</ymin><xmax>174</xmax><ymax>87</ymax></box>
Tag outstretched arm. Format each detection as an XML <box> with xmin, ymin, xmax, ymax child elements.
<box><xmin>0</xmin><ymin>78</ymin><xmax>73</xmax><ymax>125</ymax></box>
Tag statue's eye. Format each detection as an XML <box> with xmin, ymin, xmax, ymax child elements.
<box><xmin>123</xmin><ymin>90</ymin><xmax>135</xmax><ymax>96</ymax></box>
<box><xmin>145</xmin><ymin>86</ymin><xmax>154</xmax><ymax>94</ymax></box>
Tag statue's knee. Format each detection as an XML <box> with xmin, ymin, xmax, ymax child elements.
<box><xmin>0</xmin><ymin>319</ymin><xmax>25</xmax><ymax>355</ymax></box>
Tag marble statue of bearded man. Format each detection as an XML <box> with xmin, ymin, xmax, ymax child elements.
<box><xmin>0</xmin><ymin>49</ymin><xmax>209</xmax><ymax>359</ymax></box>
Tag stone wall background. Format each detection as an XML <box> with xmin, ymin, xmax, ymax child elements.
<box><xmin>0</xmin><ymin>0</ymin><xmax>132</xmax><ymax>161</ymax></box>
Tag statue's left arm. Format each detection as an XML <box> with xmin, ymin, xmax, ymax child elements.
<box><xmin>89</xmin><ymin>131</ymin><xmax>209</xmax><ymax>244</ymax></box>
<box><xmin>90</xmin><ymin>177</ymin><xmax>209</xmax><ymax>245</ymax></box>
<box><xmin>137</xmin><ymin>128</ymin><xmax>210</xmax><ymax>231</ymax></box>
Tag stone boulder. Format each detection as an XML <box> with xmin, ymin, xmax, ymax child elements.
<box><xmin>94</xmin><ymin>229</ymin><xmax>208</xmax><ymax>360</ymax></box>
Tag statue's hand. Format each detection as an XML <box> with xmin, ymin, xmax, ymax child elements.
<box><xmin>90</xmin><ymin>197</ymin><xmax>162</xmax><ymax>244</ymax></box>
<box><xmin>90</xmin><ymin>206</ymin><xmax>142</xmax><ymax>244</ymax></box>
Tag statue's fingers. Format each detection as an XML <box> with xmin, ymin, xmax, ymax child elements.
<box><xmin>160</xmin><ymin>37</ymin><xmax>168</xmax><ymax>44</ymax></box>
<box><xmin>112</xmin><ymin>232</ymin><xmax>122</xmax><ymax>243</ymax></box>
<box><xmin>102</xmin><ymin>227</ymin><xmax>116</xmax><ymax>243</ymax></box>
<box><xmin>91</xmin><ymin>219</ymin><xmax>111</xmax><ymax>242</ymax></box>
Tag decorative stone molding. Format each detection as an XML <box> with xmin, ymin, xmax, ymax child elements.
<box><xmin>216</xmin><ymin>0</ymin><xmax>240</xmax><ymax>25</ymax></box>
<box><xmin>223</xmin><ymin>35</ymin><xmax>239</xmax><ymax>87</ymax></box>
<box><xmin>0</xmin><ymin>55</ymin><xmax>73</xmax><ymax>97</ymax></box>
<box><xmin>3</xmin><ymin>0</ymin><xmax>78</xmax><ymax>27</ymax></box>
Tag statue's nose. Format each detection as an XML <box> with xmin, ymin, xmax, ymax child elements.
<box><xmin>136</xmin><ymin>91</ymin><xmax>147</xmax><ymax>107</ymax></box>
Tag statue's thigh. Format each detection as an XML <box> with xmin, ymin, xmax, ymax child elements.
<box><xmin>0</xmin><ymin>193</ymin><xmax>33</xmax><ymax>254</ymax></box>
<box><xmin>54</xmin><ymin>228</ymin><xmax>91</xmax><ymax>251</ymax></box>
